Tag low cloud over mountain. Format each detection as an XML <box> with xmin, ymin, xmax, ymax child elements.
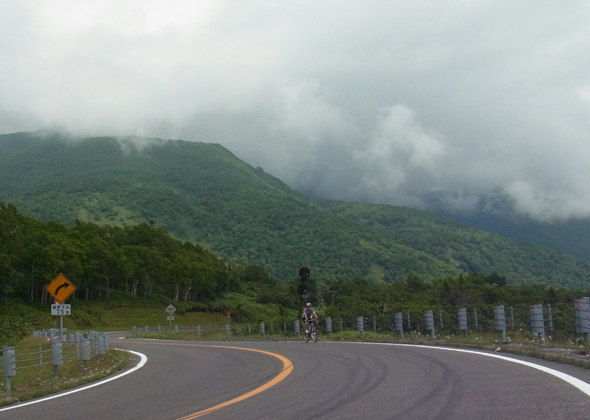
<box><xmin>3</xmin><ymin>1</ymin><xmax>590</xmax><ymax>221</ymax></box>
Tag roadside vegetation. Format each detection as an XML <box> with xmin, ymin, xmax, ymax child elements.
<box><xmin>2</xmin><ymin>201</ymin><xmax>590</xmax><ymax>349</ymax></box>
<box><xmin>0</xmin><ymin>336</ymin><xmax>129</xmax><ymax>408</ymax></box>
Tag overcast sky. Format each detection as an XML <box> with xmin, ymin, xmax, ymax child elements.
<box><xmin>2</xmin><ymin>1</ymin><xmax>590</xmax><ymax>221</ymax></box>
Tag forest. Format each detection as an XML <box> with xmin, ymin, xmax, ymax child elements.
<box><xmin>2</xmin><ymin>201</ymin><xmax>588</xmax><ymax>340</ymax></box>
<box><xmin>0</xmin><ymin>202</ymin><xmax>288</xmax><ymax>307</ymax></box>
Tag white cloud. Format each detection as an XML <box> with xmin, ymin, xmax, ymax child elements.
<box><xmin>352</xmin><ymin>105</ymin><xmax>445</xmax><ymax>197</ymax></box>
<box><xmin>2</xmin><ymin>0</ymin><xmax>590</xmax><ymax>220</ymax></box>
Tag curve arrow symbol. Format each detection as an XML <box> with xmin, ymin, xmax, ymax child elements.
<box><xmin>54</xmin><ymin>282</ymin><xmax>70</xmax><ymax>295</ymax></box>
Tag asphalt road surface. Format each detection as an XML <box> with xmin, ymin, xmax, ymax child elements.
<box><xmin>3</xmin><ymin>336</ymin><xmax>590</xmax><ymax>419</ymax></box>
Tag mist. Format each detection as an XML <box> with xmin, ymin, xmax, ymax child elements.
<box><xmin>2</xmin><ymin>1</ymin><xmax>590</xmax><ymax>221</ymax></box>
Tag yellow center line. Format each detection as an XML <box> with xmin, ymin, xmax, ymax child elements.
<box><xmin>133</xmin><ymin>341</ymin><xmax>293</xmax><ymax>419</ymax></box>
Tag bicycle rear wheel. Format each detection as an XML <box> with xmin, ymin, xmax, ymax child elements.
<box><xmin>311</xmin><ymin>325</ymin><xmax>317</xmax><ymax>342</ymax></box>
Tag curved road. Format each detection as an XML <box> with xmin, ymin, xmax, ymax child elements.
<box><xmin>3</xmin><ymin>336</ymin><xmax>590</xmax><ymax>419</ymax></box>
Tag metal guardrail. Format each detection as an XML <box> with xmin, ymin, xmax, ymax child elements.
<box><xmin>131</xmin><ymin>321</ymin><xmax>305</xmax><ymax>339</ymax></box>
<box><xmin>1</xmin><ymin>331</ymin><xmax>110</xmax><ymax>393</ymax></box>
<box><xmin>131</xmin><ymin>298</ymin><xmax>590</xmax><ymax>346</ymax></box>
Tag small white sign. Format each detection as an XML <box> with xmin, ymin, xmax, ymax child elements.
<box><xmin>166</xmin><ymin>304</ymin><xmax>177</xmax><ymax>314</ymax></box>
<box><xmin>167</xmin><ymin>316</ymin><xmax>175</xmax><ymax>321</ymax></box>
<box><xmin>51</xmin><ymin>304</ymin><xmax>71</xmax><ymax>316</ymax></box>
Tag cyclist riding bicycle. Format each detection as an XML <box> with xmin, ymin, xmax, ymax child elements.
<box><xmin>302</xmin><ymin>302</ymin><xmax>318</xmax><ymax>333</ymax></box>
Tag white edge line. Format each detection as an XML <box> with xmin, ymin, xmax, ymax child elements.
<box><xmin>0</xmin><ymin>348</ymin><xmax>148</xmax><ymax>412</ymax></box>
<box><xmin>360</xmin><ymin>342</ymin><xmax>590</xmax><ymax>397</ymax></box>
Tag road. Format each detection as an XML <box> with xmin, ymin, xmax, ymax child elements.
<box><xmin>3</xmin><ymin>336</ymin><xmax>590</xmax><ymax>419</ymax></box>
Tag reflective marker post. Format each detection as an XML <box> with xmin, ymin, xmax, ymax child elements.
<box><xmin>494</xmin><ymin>305</ymin><xmax>507</xmax><ymax>342</ymax></box>
<box><xmin>574</xmin><ymin>297</ymin><xmax>590</xmax><ymax>346</ymax></box>
<box><xmin>395</xmin><ymin>312</ymin><xmax>404</xmax><ymax>339</ymax></box>
<box><xmin>424</xmin><ymin>310</ymin><xmax>435</xmax><ymax>339</ymax></box>
<box><xmin>458</xmin><ymin>308</ymin><xmax>467</xmax><ymax>336</ymax></box>
<box><xmin>3</xmin><ymin>347</ymin><xmax>15</xmax><ymax>392</ymax></box>
<box><xmin>530</xmin><ymin>304</ymin><xmax>546</xmax><ymax>345</ymax></box>
<box><xmin>357</xmin><ymin>316</ymin><xmax>364</xmax><ymax>335</ymax></box>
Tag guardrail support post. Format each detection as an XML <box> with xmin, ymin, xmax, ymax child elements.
<box><xmin>82</xmin><ymin>339</ymin><xmax>91</xmax><ymax>363</ymax></box>
<box><xmin>52</xmin><ymin>341</ymin><xmax>63</xmax><ymax>376</ymax></box>
<box><xmin>38</xmin><ymin>343</ymin><xmax>43</xmax><ymax>366</ymax></box>
<box><xmin>96</xmin><ymin>335</ymin><xmax>105</xmax><ymax>356</ymax></box>
<box><xmin>3</xmin><ymin>346</ymin><xmax>16</xmax><ymax>393</ymax></box>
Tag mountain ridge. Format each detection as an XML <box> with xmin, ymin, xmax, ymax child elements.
<box><xmin>1</xmin><ymin>130</ymin><xmax>589</xmax><ymax>288</ymax></box>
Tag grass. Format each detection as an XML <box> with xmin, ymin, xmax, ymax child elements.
<box><xmin>97</xmin><ymin>307</ymin><xmax>227</xmax><ymax>330</ymax></box>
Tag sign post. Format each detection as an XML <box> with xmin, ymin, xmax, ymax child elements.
<box><xmin>166</xmin><ymin>304</ymin><xmax>177</xmax><ymax>328</ymax></box>
<box><xmin>297</xmin><ymin>267</ymin><xmax>310</xmax><ymax>324</ymax></box>
<box><xmin>46</xmin><ymin>274</ymin><xmax>76</xmax><ymax>342</ymax></box>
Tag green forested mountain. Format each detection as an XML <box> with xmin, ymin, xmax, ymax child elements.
<box><xmin>321</xmin><ymin>202</ymin><xmax>590</xmax><ymax>288</ymax></box>
<box><xmin>1</xmin><ymin>129</ymin><xmax>589</xmax><ymax>288</ymax></box>
<box><xmin>439</xmin><ymin>210</ymin><xmax>590</xmax><ymax>265</ymax></box>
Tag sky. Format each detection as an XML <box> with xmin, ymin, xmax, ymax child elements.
<box><xmin>2</xmin><ymin>1</ymin><xmax>590</xmax><ymax>221</ymax></box>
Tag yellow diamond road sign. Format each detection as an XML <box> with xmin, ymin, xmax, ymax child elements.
<box><xmin>46</xmin><ymin>273</ymin><xmax>76</xmax><ymax>303</ymax></box>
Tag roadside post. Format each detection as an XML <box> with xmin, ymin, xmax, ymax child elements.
<box><xmin>357</xmin><ymin>316</ymin><xmax>364</xmax><ymax>336</ymax></box>
<box><xmin>424</xmin><ymin>310</ymin><xmax>435</xmax><ymax>338</ymax></box>
<box><xmin>166</xmin><ymin>304</ymin><xmax>176</xmax><ymax>328</ymax></box>
<box><xmin>3</xmin><ymin>346</ymin><xmax>16</xmax><ymax>392</ymax></box>
<box><xmin>325</xmin><ymin>317</ymin><xmax>332</xmax><ymax>334</ymax></box>
<box><xmin>494</xmin><ymin>305</ymin><xmax>507</xmax><ymax>342</ymax></box>
<box><xmin>574</xmin><ymin>297</ymin><xmax>590</xmax><ymax>345</ymax></box>
<box><xmin>52</xmin><ymin>340</ymin><xmax>63</xmax><ymax>376</ymax></box>
<box><xmin>297</xmin><ymin>267</ymin><xmax>310</xmax><ymax>321</ymax></box>
<box><xmin>530</xmin><ymin>304</ymin><xmax>546</xmax><ymax>345</ymax></box>
<box><xmin>395</xmin><ymin>312</ymin><xmax>404</xmax><ymax>339</ymax></box>
<box><xmin>458</xmin><ymin>308</ymin><xmax>467</xmax><ymax>336</ymax></box>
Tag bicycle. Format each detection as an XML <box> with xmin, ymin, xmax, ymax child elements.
<box><xmin>304</xmin><ymin>319</ymin><xmax>317</xmax><ymax>343</ymax></box>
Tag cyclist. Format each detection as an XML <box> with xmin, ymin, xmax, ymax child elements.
<box><xmin>302</xmin><ymin>302</ymin><xmax>318</xmax><ymax>333</ymax></box>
